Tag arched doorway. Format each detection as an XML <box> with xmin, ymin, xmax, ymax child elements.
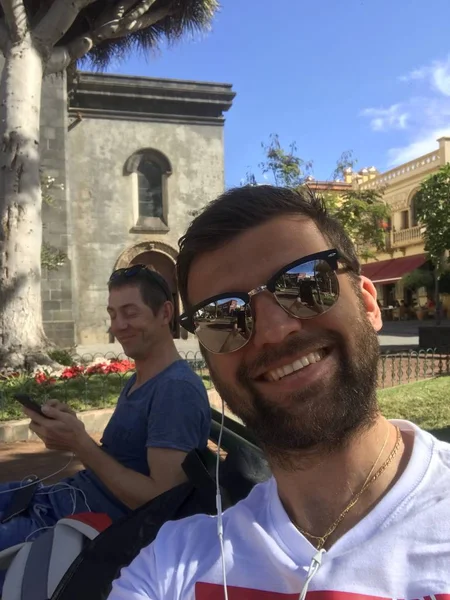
<box><xmin>111</xmin><ymin>242</ymin><xmax>181</xmax><ymax>340</ymax></box>
<box><xmin>130</xmin><ymin>250</ymin><xmax>180</xmax><ymax>338</ymax></box>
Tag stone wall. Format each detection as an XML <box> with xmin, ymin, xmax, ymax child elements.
<box><xmin>40</xmin><ymin>73</ymin><xmax>75</xmax><ymax>348</ymax></box>
<box><xmin>68</xmin><ymin>117</ymin><xmax>225</xmax><ymax>345</ymax></box>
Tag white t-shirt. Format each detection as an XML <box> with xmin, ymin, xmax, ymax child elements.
<box><xmin>108</xmin><ymin>420</ymin><xmax>450</xmax><ymax>600</ymax></box>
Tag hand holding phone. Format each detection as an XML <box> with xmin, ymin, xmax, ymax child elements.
<box><xmin>14</xmin><ymin>394</ymin><xmax>53</xmax><ymax>419</ymax></box>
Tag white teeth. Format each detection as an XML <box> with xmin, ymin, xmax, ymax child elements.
<box><xmin>264</xmin><ymin>350</ymin><xmax>324</xmax><ymax>382</ymax></box>
<box><xmin>292</xmin><ymin>359</ymin><xmax>303</xmax><ymax>371</ymax></box>
<box><xmin>282</xmin><ymin>364</ymin><xmax>294</xmax><ymax>376</ymax></box>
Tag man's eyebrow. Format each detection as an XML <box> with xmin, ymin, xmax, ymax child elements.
<box><xmin>107</xmin><ymin>303</ymin><xmax>139</xmax><ymax>312</ymax></box>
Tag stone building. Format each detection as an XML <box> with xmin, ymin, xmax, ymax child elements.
<box><xmin>40</xmin><ymin>72</ymin><xmax>235</xmax><ymax>347</ymax></box>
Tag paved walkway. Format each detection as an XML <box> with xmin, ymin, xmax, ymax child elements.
<box><xmin>0</xmin><ymin>435</ymin><xmax>101</xmax><ymax>484</ymax></box>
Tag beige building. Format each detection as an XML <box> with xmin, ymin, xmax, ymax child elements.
<box><xmin>353</xmin><ymin>138</ymin><xmax>450</xmax><ymax>311</ymax></box>
<box><xmin>307</xmin><ymin>138</ymin><xmax>450</xmax><ymax>316</ymax></box>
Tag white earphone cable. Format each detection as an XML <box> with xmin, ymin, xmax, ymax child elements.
<box><xmin>216</xmin><ymin>396</ymin><xmax>229</xmax><ymax>600</ymax></box>
<box><xmin>298</xmin><ymin>549</ymin><xmax>325</xmax><ymax>600</ymax></box>
<box><xmin>0</xmin><ymin>454</ymin><xmax>75</xmax><ymax>496</ymax></box>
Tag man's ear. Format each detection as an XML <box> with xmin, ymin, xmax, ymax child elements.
<box><xmin>160</xmin><ymin>301</ymin><xmax>174</xmax><ymax>326</ymax></box>
<box><xmin>359</xmin><ymin>276</ymin><xmax>383</xmax><ymax>332</ymax></box>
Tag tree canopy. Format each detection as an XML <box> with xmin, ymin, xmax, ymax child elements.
<box><xmin>414</xmin><ymin>163</ymin><xmax>450</xmax><ymax>273</ymax></box>
<box><xmin>0</xmin><ymin>0</ymin><xmax>218</xmax><ymax>74</ymax></box>
<box><xmin>245</xmin><ymin>135</ymin><xmax>390</xmax><ymax>257</ymax></box>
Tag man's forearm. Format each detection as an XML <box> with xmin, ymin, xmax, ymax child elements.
<box><xmin>75</xmin><ymin>438</ymin><xmax>166</xmax><ymax>510</ymax></box>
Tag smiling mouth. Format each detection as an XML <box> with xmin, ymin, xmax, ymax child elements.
<box><xmin>260</xmin><ymin>348</ymin><xmax>329</xmax><ymax>382</ymax></box>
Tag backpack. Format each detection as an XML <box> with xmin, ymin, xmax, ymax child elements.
<box><xmin>0</xmin><ymin>513</ymin><xmax>112</xmax><ymax>600</ymax></box>
<box><xmin>3</xmin><ymin>409</ymin><xmax>270</xmax><ymax>600</ymax></box>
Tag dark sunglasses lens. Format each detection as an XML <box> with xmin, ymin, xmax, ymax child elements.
<box><xmin>192</xmin><ymin>298</ymin><xmax>253</xmax><ymax>353</ymax></box>
<box><xmin>109</xmin><ymin>266</ymin><xmax>142</xmax><ymax>282</ymax></box>
<box><xmin>274</xmin><ymin>259</ymin><xmax>339</xmax><ymax>318</ymax></box>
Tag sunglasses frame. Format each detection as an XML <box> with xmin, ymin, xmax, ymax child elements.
<box><xmin>108</xmin><ymin>265</ymin><xmax>172</xmax><ymax>302</ymax></box>
<box><xmin>180</xmin><ymin>249</ymin><xmax>343</xmax><ymax>339</ymax></box>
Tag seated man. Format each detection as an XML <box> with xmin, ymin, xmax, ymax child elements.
<box><xmin>109</xmin><ymin>186</ymin><xmax>450</xmax><ymax>599</ymax></box>
<box><xmin>0</xmin><ymin>266</ymin><xmax>211</xmax><ymax>553</ymax></box>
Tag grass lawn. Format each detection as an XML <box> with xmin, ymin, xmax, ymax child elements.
<box><xmin>378</xmin><ymin>376</ymin><xmax>450</xmax><ymax>432</ymax></box>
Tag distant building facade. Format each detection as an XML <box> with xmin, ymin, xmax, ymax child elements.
<box><xmin>40</xmin><ymin>71</ymin><xmax>235</xmax><ymax>347</ymax></box>
<box><xmin>306</xmin><ymin>138</ymin><xmax>450</xmax><ymax>314</ymax></box>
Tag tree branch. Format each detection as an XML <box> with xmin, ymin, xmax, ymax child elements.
<box><xmin>96</xmin><ymin>0</ymin><xmax>140</xmax><ymax>26</ymax></box>
<box><xmin>87</xmin><ymin>2</ymin><xmax>172</xmax><ymax>43</ymax></box>
<box><xmin>122</xmin><ymin>0</ymin><xmax>158</xmax><ymax>26</ymax></box>
<box><xmin>110</xmin><ymin>6</ymin><xmax>173</xmax><ymax>38</ymax></box>
<box><xmin>45</xmin><ymin>0</ymin><xmax>172</xmax><ymax>70</ymax></box>
<box><xmin>33</xmin><ymin>0</ymin><xmax>96</xmax><ymax>49</ymax></box>
<box><xmin>0</xmin><ymin>0</ymin><xmax>28</xmax><ymax>43</ymax></box>
<box><xmin>0</xmin><ymin>17</ymin><xmax>10</xmax><ymax>53</ymax></box>
<box><xmin>45</xmin><ymin>36</ymin><xmax>93</xmax><ymax>75</ymax></box>
<box><xmin>92</xmin><ymin>0</ymin><xmax>140</xmax><ymax>40</ymax></box>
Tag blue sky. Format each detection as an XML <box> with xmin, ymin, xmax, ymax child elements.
<box><xmin>103</xmin><ymin>0</ymin><xmax>450</xmax><ymax>187</ymax></box>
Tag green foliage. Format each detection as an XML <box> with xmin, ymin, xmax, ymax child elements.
<box><xmin>247</xmin><ymin>135</ymin><xmax>389</xmax><ymax>254</ymax></box>
<box><xmin>48</xmin><ymin>348</ymin><xmax>77</xmax><ymax>366</ymax></box>
<box><xmin>41</xmin><ymin>242</ymin><xmax>67</xmax><ymax>272</ymax></box>
<box><xmin>327</xmin><ymin>188</ymin><xmax>390</xmax><ymax>255</ymax></box>
<box><xmin>331</xmin><ymin>150</ymin><xmax>357</xmax><ymax>181</ymax></box>
<box><xmin>414</xmin><ymin>163</ymin><xmax>450</xmax><ymax>271</ymax></box>
<box><xmin>259</xmin><ymin>134</ymin><xmax>313</xmax><ymax>187</ymax></box>
<box><xmin>40</xmin><ymin>172</ymin><xmax>67</xmax><ymax>271</ymax></box>
<box><xmin>401</xmin><ymin>269</ymin><xmax>434</xmax><ymax>292</ymax></box>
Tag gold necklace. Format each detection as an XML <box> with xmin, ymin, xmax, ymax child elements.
<box><xmin>295</xmin><ymin>426</ymin><xmax>402</xmax><ymax>550</ymax></box>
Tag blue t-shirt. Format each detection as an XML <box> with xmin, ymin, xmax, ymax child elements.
<box><xmin>64</xmin><ymin>360</ymin><xmax>211</xmax><ymax>520</ymax></box>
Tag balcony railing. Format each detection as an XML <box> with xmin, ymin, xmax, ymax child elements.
<box><xmin>391</xmin><ymin>225</ymin><xmax>423</xmax><ymax>248</ymax></box>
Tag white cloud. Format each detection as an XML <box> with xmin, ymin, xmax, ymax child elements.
<box><xmin>399</xmin><ymin>56</ymin><xmax>450</xmax><ymax>96</ymax></box>
<box><xmin>360</xmin><ymin>104</ymin><xmax>409</xmax><ymax>132</ymax></box>
<box><xmin>399</xmin><ymin>67</ymin><xmax>427</xmax><ymax>83</ymax></box>
<box><xmin>387</xmin><ymin>127</ymin><xmax>450</xmax><ymax>165</ymax></box>
<box><xmin>361</xmin><ymin>55</ymin><xmax>450</xmax><ymax>168</ymax></box>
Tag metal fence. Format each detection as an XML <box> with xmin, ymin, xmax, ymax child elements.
<box><xmin>378</xmin><ymin>349</ymin><xmax>450</xmax><ymax>389</ymax></box>
<box><xmin>0</xmin><ymin>349</ymin><xmax>449</xmax><ymax>421</ymax></box>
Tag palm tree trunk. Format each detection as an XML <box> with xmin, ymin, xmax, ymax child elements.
<box><xmin>0</xmin><ymin>37</ymin><xmax>47</xmax><ymax>368</ymax></box>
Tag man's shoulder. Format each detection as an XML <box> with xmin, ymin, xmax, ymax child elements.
<box><xmin>158</xmin><ymin>360</ymin><xmax>209</xmax><ymax>397</ymax></box>
<box><xmin>154</xmin><ymin>479</ymin><xmax>273</xmax><ymax>553</ymax></box>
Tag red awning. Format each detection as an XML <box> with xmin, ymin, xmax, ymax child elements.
<box><xmin>361</xmin><ymin>254</ymin><xmax>427</xmax><ymax>284</ymax></box>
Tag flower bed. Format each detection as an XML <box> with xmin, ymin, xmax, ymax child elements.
<box><xmin>0</xmin><ymin>359</ymin><xmax>136</xmax><ymax>421</ymax></box>
<box><xmin>0</xmin><ymin>357</ymin><xmax>211</xmax><ymax>422</ymax></box>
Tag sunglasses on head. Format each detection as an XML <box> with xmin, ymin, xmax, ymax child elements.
<box><xmin>108</xmin><ymin>265</ymin><xmax>171</xmax><ymax>301</ymax></box>
<box><xmin>180</xmin><ymin>249</ymin><xmax>351</xmax><ymax>354</ymax></box>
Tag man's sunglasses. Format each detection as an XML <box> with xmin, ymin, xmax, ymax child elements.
<box><xmin>180</xmin><ymin>249</ymin><xmax>349</xmax><ymax>354</ymax></box>
<box><xmin>108</xmin><ymin>265</ymin><xmax>171</xmax><ymax>301</ymax></box>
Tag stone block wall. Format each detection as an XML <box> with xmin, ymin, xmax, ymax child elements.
<box><xmin>40</xmin><ymin>73</ymin><xmax>75</xmax><ymax>348</ymax></box>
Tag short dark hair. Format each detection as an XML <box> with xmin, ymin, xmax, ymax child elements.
<box><xmin>177</xmin><ymin>185</ymin><xmax>361</xmax><ymax>307</ymax></box>
<box><xmin>108</xmin><ymin>266</ymin><xmax>172</xmax><ymax>315</ymax></box>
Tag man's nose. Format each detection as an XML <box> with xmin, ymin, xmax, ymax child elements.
<box><xmin>250</xmin><ymin>291</ymin><xmax>303</xmax><ymax>348</ymax></box>
<box><xmin>111</xmin><ymin>316</ymin><xmax>128</xmax><ymax>331</ymax></box>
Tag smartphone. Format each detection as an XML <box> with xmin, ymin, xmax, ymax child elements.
<box><xmin>1</xmin><ymin>476</ymin><xmax>40</xmax><ymax>523</ymax></box>
<box><xmin>14</xmin><ymin>394</ymin><xmax>51</xmax><ymax>418</ymax></box>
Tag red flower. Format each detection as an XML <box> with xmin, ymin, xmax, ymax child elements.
<box><xmin>34</xmin><ymin>372</ymin><xmax>56</xmax><ymax>385</ymax></box>
<box><xmin>60</xmin><ymin>365</ymin><xmax>85</xmax><ymax>379</ymax></box>
<box><xmin>86</xmin><ymin>359</ymin><xmax>135</xmax><ymax>376</ymax></box>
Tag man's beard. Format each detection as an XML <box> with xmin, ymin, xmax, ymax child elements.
<box><xmin>206</xmin><ymin>309</ymin><xmax>380</xmax><ymax>468</ymax></box>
